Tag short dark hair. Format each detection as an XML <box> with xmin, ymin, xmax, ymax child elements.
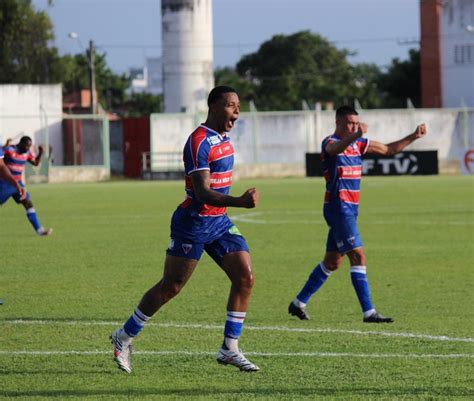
<box><xmin>19</xmin><ymin>136</ymin><xmax>32</xmax><ymax>144</ymax></box>
<box><xmin>207</xmin><ymin>86</ymin><xmax>237</xmax><ymax>107</ymax></box>
<box><xmin>336</xmin><ymin>105</ymin><xmax>358</xmax><ymax>119</ymax></box>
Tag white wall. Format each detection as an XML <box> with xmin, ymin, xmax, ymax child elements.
<box><xmin>441</xmin><ymin>0</ymin><xmax>474</xmax><ymax>107</ymax></box>
<box><xmin>0</xmin><ymin>84</ymin><xmax>63</xmax><ymax>162</ymax></box>
<box><xmin>150</xmin><ymin>108</ymin><xmax>474</xmax><ymax>174</ymax></box>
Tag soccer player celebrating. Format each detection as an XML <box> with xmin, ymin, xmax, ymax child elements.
<box><xmin>289</xmin><ymin>106</ymin><xmax>427</xmax><ymax>323</ymax></box>
<box><xmin>111</xmin><ymin>86</ymin><xmax>260</xmax><ymax>373</ymax></box>
<box><xmin>0</xmin><ymin>145</ymin><xmax>26</xmax><ymax>305</ymax></box>
<box><xmin>0</xmin><ymin>136</ymin><xmax>52</xmax><ymax>236</ymax></box>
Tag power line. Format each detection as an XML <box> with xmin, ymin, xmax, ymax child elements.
<box><xmin>95</xmin><ymin>32</ymin><xmax>473</xmax><ymax>51</ymax></box>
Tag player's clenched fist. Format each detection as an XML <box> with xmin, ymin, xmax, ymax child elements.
<box><xmin>413</xmin><ymin>123</ymin><xmax>427</xmax><ymax>139</ymax></box>
<box><xmin>240</xmin><ymin>188</ymin><xmax>259</xmax><ymax>208</ymax></box>
<box><xmin>357</xmin><ymin>122</ymin><xmax>368</xmax><ymax>137</ymax></box>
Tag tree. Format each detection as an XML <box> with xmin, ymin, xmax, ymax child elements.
<box><xmin>0</xmin><ymin>0</ymin><xmax>64</xmax><ymax>83</ymax></box>
<box><xmin>214</xmin><ymin>67</ymin><xmax>256</xmax><ymax>111</ymax></box>
<box><xmin>60</xmin><ymin>52</ymin><xmax>130</xmax><ymax>112</ymax></box>
<box><xmin>235</xmin><ymin>31</ymin><xmax>359</xmax><ymax>110</ymax></box>
<box><xmin>350</xmin><ymin>63</ymin><xmax>384</xmax><ymax>109</ymax></box>
<box><xmin>123</xmin><ymin>92</ymin><xmax>163</xmax><ymax>116</ymax></box>
<box><xmin>378</xmin><ymin>49</ymin><xmax>420</xmax><ymax>108</ymax></box>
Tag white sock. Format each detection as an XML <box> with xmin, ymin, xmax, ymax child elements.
<box><xmin>118</xmin><ymin>328</ymin><xmax>133</xmax><ymax>345</ymax></box>
<box><xmin>363</xmin><ymin>308</ymin><xmax>376</xmax><ymax>318</ymax></box>
<box><xmin>224</xmin><ymin>337</ymin><xmax>239</xmax><ymax>352</ymax></box>
<box><xmin>293</xmin><ymin>298</ymin><xmax>306</xmax><ymax>308</ymax></box>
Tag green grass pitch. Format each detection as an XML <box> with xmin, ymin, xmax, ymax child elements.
<box><xmin>0</xmin><ymin>176</ymin><xmax>473</xmax><ymax>400</ymax></box>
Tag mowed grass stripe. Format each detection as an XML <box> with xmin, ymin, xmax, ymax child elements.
<box><xmin>3</xmin><ymin>319</ymin><xmax>473</xmax><ymax>343</ymax></box>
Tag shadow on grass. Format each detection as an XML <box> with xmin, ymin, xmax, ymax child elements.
<box><xmin>1</xmin><ymin>387</ymin><xmax>472</xmax><ymax>398</ymax></box>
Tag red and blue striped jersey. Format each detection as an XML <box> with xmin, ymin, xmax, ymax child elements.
<box><xmin>321</xmin><ymin>134</ymin><xmax>369</xmax><ymax>216</ymax></box>
<box><xmin>180</xmin><ymin>125</ymin><xmax>234</xmax><ymax>217</ymax></box>
<box><xmin>2</xmin><ymin>146</ymin><xmax>35</xmax><ymax>182</ymax></box>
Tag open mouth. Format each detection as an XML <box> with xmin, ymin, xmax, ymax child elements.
<box><xmin>227</xmin><ymin>118</ymin><xmax>237</xmax><ymax>130</ymax></box>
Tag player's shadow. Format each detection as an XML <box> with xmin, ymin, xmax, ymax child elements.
<box><xmin>1</xmin><ymin>387</ymin><xmax>471</xmax><ymax>398</ymax></box>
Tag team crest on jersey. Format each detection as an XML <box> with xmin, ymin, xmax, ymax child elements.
<box><xmin>207</xmin><ymin>135</ymin><xmax>222</xmax><ymax>146</ymax></box>
<box><xmin>182</xmin><ymin>243</ymin><xmax>193</xmax><ymax>254</ymax></box>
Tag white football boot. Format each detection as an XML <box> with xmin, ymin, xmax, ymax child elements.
<box><xmin>110</xmin><ymin>329</ymin><xmax>133</xmax><ymax>373</ymax></box>
<box><xmin>216</xmin><ymin>345</ymin><xmax>259</xmax><ymax>372</ymax></box>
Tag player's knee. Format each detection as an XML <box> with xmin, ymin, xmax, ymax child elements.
<box><xmin>23</xmin><ymin>199</ymin><xmax>33</xmax><ymax>209</ymax></box>
<box><xmin>323</xmin><ymin>258</ymin><xmax>343</xmax><ymax>271</ymax></box>
<box><xmin>325</xmin><ymin>262</ymin><xmax>340</xmax><ymax>271</ymax></box>
<box><xmin>233</xmin><ymin>270</ymin><xmax>254</xmax><ymax>292</ymax></box>
<box><xmin>162</xmin><ymin>277</ymin><xmax>186</xmax><ymax>298</ymax></box>
<box><xmin>348</xmin><ymin>249</ymin><xmax>366</xmax><ymax>266</ymax></box>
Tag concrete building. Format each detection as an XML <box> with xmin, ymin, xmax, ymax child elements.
<box><xmin>129</xmin><ymin>57</ymin><xmax>163</xmax><ymax>95</ymax></box>
<box><xmin>420</xmin><ymin>0</ymin><xmax>474</xmax><ymax>108</ymax></box>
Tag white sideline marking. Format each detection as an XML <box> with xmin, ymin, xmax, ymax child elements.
<box><xmin>0</xmin><ymin>350</ymin><xmax>472</xmax><ymax>359</ymax></box>
<box><xmin>3</xmin><ymin>319</ymin><xmax>474</xmax><ymax>343</ymax></box>
<box><xmin>231</xmin><ymin>211</ymin><xmax>473</xmax><ymax>225</ymax></box>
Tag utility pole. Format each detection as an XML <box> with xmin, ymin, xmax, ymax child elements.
<box><xmin>89</xmin><ymin>40</ymin><xmax>96</xmax><ymax>114</ymax></box>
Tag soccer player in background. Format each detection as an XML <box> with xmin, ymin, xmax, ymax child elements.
<box><xmin>0</xmin><ymin>145</ymin><xmax>26</xmax><ymax>304</ymax></box>
<box><xmin>111</xmin><ymin>86</ymin><xmax>261</xmax><ymax>373</ymax></box>
<box><xmin>289</xmin><ymin>106</ymin><xmax>427</xmax><ymax>323</ymax></box>
<box><xmin>0</xmin><ymin>136</ymin><xmax>52</xmax><ymax>236</ymax></box>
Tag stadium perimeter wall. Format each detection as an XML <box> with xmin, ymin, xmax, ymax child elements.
<box><xmin>0</xmin><ymin>84</ymin><xmax>63</xmax><ymax>161</ymax></box>
<box><xmin>0</xmin><ymin>85</ymin><xmax>110</xmax><ymax>183</ymax></box>
<box><xmin>150</xmin><ymin>108</ymin><xmax>474</xmax><ymax>177</ymax></box>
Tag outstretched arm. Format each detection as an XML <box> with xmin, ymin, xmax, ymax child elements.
<box><xmin>190</xmin><ymin>170</ymin><xmax>259</xmax><ymax>208</ymax></box>
<box><xmin>367</xmin><ymin>124</ymin><xmax>427</xmax><ymax>156</ymax></box>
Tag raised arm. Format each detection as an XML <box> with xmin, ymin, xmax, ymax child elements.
<box><xmin>190</xmin><ymin>170</ymin><xmax>259</xmax><ymax>208</ymax></box>
<box><xmin>28</xmin><ymin>145</ymin><xmax>44</xmax><ymax>167</ymax></box>
<box><xmin>325</xmin><ymin>123</ymin><xmax>368</xmax><ymax>156</ymax></box>
<box><xmin>367</xmin><ymin>124</ymin><xmax>427</xmax><ymax>156</ymax></box>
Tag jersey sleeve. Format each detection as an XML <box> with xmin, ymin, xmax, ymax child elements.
<box><xmin>3</xmin><ymin>146</ymin><xmax>15</xmax><ymax>159</ymax></box>
<box><xmin>321</xmin><ymin>136</ymin><xmax>336</xmax><ymax>156</ymax></box>
<box><xmin>0</xmin><ymin>147</ymin><xmax>3</xmax><ymax>158</ymax></box>
<box><xmin>357</xmin><ymin>137</ymin><xmax>370</xmax><ymax>155</ymax></box>
<box><xmin>184</xmin><ymin>132</ymin><xmax>210</xmax><ymax>175</ymax></box>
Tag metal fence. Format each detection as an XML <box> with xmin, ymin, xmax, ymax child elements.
<box><xmin>141</xmin><ymin>151</ymin><xmax>183</xmax><ymax>180</ymax></box>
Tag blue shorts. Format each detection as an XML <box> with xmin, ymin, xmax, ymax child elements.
<box><xmin>166</xmin><ymin>225</ymin><xmax>250</xmax><ymax>266</ymax></box>
<box><xmin>0</xmin><ymin>180</ymin><xmax>29</xmax><ymax>205</ymax></box>
<box><xmin>325</xmin><ymin>214</ymin><xmax>363</xmax><ymax>254</ymax></box>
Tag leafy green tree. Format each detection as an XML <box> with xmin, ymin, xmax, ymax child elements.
<box><xmin>350</xmin><ymin>63</ymin><xmax>384</xmax><ymax>109</ymax></box>
<box><xmin>214</xmin><ymin>67</ymin><xmax>256</xmax><ymax>111</ymax></box>
<box><xmin>60</xmin><ymin>52</ymin><xmax>130</xmax><ymax>112</ymax></box>
<box><xmin>123</xmin><ymin>92</ymin><xmax>163</xmax><ymax>116</ymax></box>
<box><xmin>378</xmin><ymin>49</ymin><xmax>420</xmax><ymax>108</ymax></box>
<box><xmin>0</xmin><ymin>0</ymin><xmax>64</xmax><ymax>83</ymax></box>
<box><xmin>235</xmin><ymin>31</ymin><xmax>359</xmax><ymax>110</ymax></box>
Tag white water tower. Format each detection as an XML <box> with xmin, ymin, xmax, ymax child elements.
<box><xmin>161</xmin><ymin>0</ymin><xmax>215</xmax><ymax>113</ymax></box>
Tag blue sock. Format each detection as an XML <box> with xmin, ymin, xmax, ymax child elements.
<box><xmin>224</xmin><ymin>311</ymin><xmax>246</xmax><ymax>351</ymax></box>
<box><xmin>296</xmin><ymin>262</ymin><xmax>332</xmax><ymax>305</ymax></box>
<box><xmin>26</xmin><ymin>208</ymin><xmax>41</xmax><ymax>232</ymax></box>
<box><xmin>123</xmin><ymin>307</ymin><xmax>151</xmax><ymax>337</ymax></box>
<box><xmin>350</xmin><ymin>266</ymin><xmax>374</xmax><ymax>313</ymax></box>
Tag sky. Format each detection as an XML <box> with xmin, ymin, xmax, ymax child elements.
<box><xmin>32</xmin><ymin>0</ymin><xmax>420</xmax><ymax>74</ymax></box>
